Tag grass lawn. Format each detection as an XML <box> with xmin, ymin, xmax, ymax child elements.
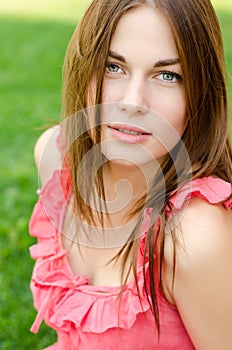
<box><xmin>0</xmin><ymin>1</ymin><xmax>231</xmax><ymax>349</ymax></box>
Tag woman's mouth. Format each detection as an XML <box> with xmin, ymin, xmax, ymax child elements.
<box><xmin>108</xmin><ymin>125</ymin><xmax>151</xmax><ymax>144</ymax></box>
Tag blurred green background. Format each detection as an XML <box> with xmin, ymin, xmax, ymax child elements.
<box><xmin>0</xmin><ymin>0</ymin><xmax>231</xmax><ymax>349</ymax></box>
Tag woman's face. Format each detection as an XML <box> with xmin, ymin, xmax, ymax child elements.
<box><xmin>100</xmin><ymin>5</ymin><xmax>186</xmax><ymax>167</ymax></box>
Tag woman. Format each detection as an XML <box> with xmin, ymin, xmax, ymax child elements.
<box><xmin>29</xmin><ymin>0</ymin><xmax>232</xmax><ymax>349</ymax></box>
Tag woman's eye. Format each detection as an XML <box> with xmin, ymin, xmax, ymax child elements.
<box><xmin>106</xmin><ymin>62</ymin><xmax>124</xmax><ymax>74</ymax></box>
<box><xmin>157</xmin><ymin>72</ymin><xmax>183</xmax><ymax>83</ymax></box>
<box><xmin>163</xmin><ymin>73</ymin><xmax>175</xmax><ymax>81</ymax></box>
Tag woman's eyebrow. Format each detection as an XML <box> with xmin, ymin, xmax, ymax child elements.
<box><xmin>108</xmin><ymin>50</ymin><xmax>126</xmax><ymax>63</ymax></box>
<box><xmin>108</xmin><ymin>50</ymin><xmax>180</xmax><ymax>68</ymax></box>
<box><xmin>154</xmin><ymin>58</ymin><xmax>180</xmax><ymax>67</ymax></box>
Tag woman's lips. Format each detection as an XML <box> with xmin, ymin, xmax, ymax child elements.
<box><xmin>108</xmin><ymin>125</ymin><xmax>151</xmax><ymax>144</ymax></box>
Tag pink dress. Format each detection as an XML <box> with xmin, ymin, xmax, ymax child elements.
<box><xmin>29</xmin><ymin>168</ymin><xmax>232</xmax><ymax>350</ymax></box>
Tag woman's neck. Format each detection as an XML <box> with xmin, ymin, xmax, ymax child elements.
<box><xmin>102</xmin><ymin>160</ymin><xmax>158</xmax><ymax>212</ymax></box>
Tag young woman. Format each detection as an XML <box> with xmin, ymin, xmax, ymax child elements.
<box><xmin>29</xmin><ymin>0</ymin><xmax>232</xmax><ymax>349</ymax></box>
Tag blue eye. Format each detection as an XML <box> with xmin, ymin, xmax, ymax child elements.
<box><xmin>106</xmin><ymin>62</ymin><xmax>123</xmax><ymax>74</ymax></box>
<box><xmin>159</xmin><ymin>71</ymin><xmax>183</xmax><ymax>83</ymax></box>
<box><xmin>163</xmin><ymin>73</ymin><xmax>175</xmax><ymax>81</ymax></box>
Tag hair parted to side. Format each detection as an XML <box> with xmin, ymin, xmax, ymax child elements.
<box><xmin>61</xmin><ymin>0</ymin><xmax>232</xmax><ymax>332</ymax></box>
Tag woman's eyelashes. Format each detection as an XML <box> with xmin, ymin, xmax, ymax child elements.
<box><xmin>105</xmin><ymin>61</ymin><xmax>183</xmax><ymax>84</ymax></box>
<box><xmin>105</xmin><ymin>62</ymin><xmax>124</xmax><ymax>75</ymax></box>
<box><xmin>155</xmin><ymin>71</ymin><xmax>183</xmax><ymax>84</ymax></box>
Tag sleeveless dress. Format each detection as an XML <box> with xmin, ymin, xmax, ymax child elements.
<box><xmin>29</xmin><ymin>167</ymin><xmax>232</xmax><ymax>350</ymax></box>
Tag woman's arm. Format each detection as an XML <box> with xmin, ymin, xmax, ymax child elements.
<box><xmin>165</xmin><ymin>197</ymin><xmax>232</xmax><ymax>349</ymax></box>
<box><xmin>34</xmin><ymin>126</ymin><xmax>61</xmax><ymax>186</ymax></box>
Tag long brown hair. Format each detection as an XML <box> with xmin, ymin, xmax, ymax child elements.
<box><xmin>61</xmin><ymin>0</ymin><xmax>232</xmax><ymax>332</ymax></box>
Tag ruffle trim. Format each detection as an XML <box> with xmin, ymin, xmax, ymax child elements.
<box><xmin>29</xmin><ymin>169</ymin><xmax>69</xmax><ymax>260</ymax></box>
<box><xmin>29</xmin><ymin>172</ymin><xmax>231</xmax><ymax>334</ymax></box>
<box><xmin>29</xmin><ymin>169</ymin><xmax>152</xmax><ymax>334</ymax></box>
<box><xmin>169</xmin><ymin>177</ymin><xmax>232</xmax><ymax>210</ymax></box>
<box><xmin>30</xmin><ymin>263</ymin><xmax>151</xmax><ymax>334</ymax></box>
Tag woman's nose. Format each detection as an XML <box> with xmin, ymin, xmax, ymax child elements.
<box><xmin>118</xmin><ymin>77</ymin><xmax>149</xmax><ymax>116</ymax></box>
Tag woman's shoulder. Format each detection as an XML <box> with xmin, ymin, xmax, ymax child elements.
<box><xmin>34</xmin><ymin>125</ymin><xmax>62</xmax><ymax>187</ymax></box>
<box><xmin>164</xmin><ymin>178</ymin><xmax>232</xmax><ymax>349</ymax></box>
<box><xmin>165</xmin><ymin>176</ymin><xmax>232</xmax><ymax>274</ymax></box>
<box><xmin>175</xmin><ymin>194</ymin><xmax>232</xmax><ymax>255</ymax></box>
<box><xmin>164</xmin><ymin>176</ymin><xmax>231</xmax><ymax>248</ymax></box>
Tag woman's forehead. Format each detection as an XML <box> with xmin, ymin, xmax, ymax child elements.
<box><xmin>109</xmin><ymin>6</ymin><xmax>178</xmax><ymax>64</ymax></box>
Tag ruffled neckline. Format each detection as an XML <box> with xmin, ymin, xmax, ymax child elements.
<box><xmin>29</xmin><ymin>170</ymin><xmax>231</xmax><ymax>334</ymax></box>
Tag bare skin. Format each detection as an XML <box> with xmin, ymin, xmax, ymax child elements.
<box><xmin>34</xmin><ymin>5</ymin><xmax>232</xmax><ymax>349</ymax></box>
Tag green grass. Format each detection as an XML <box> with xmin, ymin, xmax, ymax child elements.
<box><xmin>212</xmin><ymin>0</ymin><xmax>232</xmax><ymax>11</ymax></box>
<box><xmin>0</xmin><ymin>0</ymin><xmax>91</xmax><ymax>22</ymax></box>
<box><xmin>0</xmin><ymin>1</ymin><xmax>231</xmax><ymax>349</ymax></box>
<box><xmin>0</xmin><ymin>2</ymin><xmax>88</xmax><ymax>349</ymax></box>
